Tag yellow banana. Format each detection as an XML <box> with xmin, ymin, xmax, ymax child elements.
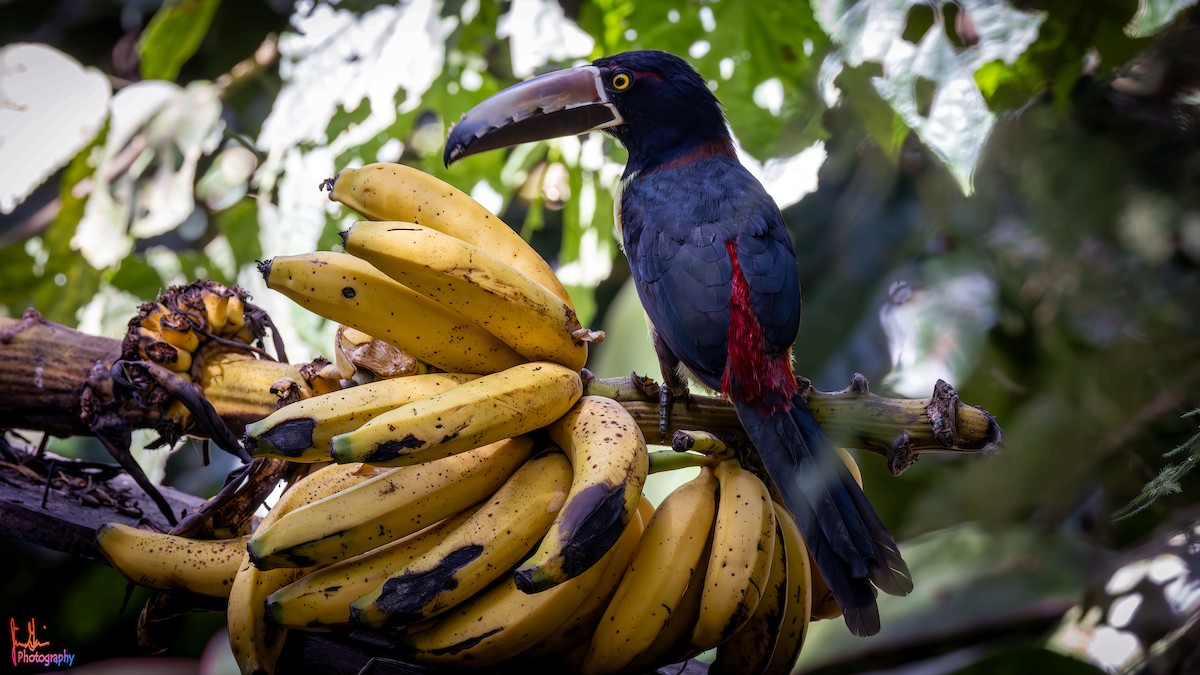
<box><xmin>763</xmin><ymin>503</ymin><xmax>813</xmax><ymax>675</ymax></box>
<box><xmin>95</xmin><ymin>524</ymin><xmax>247</xmax><ymax>598</ymax></box>
<box><xmin>242</xmin><ymin>373</ymin><xmax>475</xmax><ymax>462</ymax></box>
<box><xmin>711</xmin><ymin>513</ymin><xmax>790</xmax><ymax>675</ymax></box>
<box><xmin>350</xmin><ymin>452</ymin><xmax>572</xmax><ymax>628</ymax></box>
<box><xmin>228</xmin><ymin>461</ymin><xmax>380</xmax><ymax>675</ymax></box>
<box><xmin>329</xmin><ymin>363</ymin><xmax>580</xmax><ymax>467</ymax></box>
<box><xmin>201</xmin><ymin>288</ymin><xmax>230</xmax><ymax>333</ymax></box>
<box><xmin>133</xmin><ymin>332</ymin><xmax>193</xmax><ymax>373</ymax></box>
<box><xmin>514</xmin><ymin>395</ymin><xmax>649</xmax><ymax>593</ymax></box>
<box><xmin>692</xmin><ymin>460</ymin><xmax>776</xmax><ymax>650</ymax></box>
<box><xmin>520</xmin><ymin>497</ymin><xmax>650</xmax><ymax>660</ymax></box>
<box><xmin>259</xmin><ymin>251</ymin><xmax>525</xmax><ymax>375</ymax></box>
<box><xmin>324</xmin><ymin>162</ymin><xmax>572</xmax><ymax>306</ymax></box>
<box><xmin>581</xmin><ymin>467</ymin><xmax>718</xmax><ymax>674</ymax></box>
<box><xmin>402</xmin><ymin>494</ymin><xmax>645</xmax><ymax>667</ymax></box>
<box><xmin>341</xmin><ymin>221</ymin><xmax>588</xmax><ymax>370</ymax></box>
<box><xmin>247</xmin><ymin>438</ymin><xmax>532</xmax><ymax>569</ymax></box>
<box><xmin>226</xmin><ymin>293</ymin><xmax>246</xmax><ymax>331</ymax></box>
<box><xmin>624</xmin><ymin>511</ymin><xmax>713</xmax><ymax>673</ymax></box>
<box><xmin>267</xmin><ymin>507</ymin><xmax>479</xmax><ymax>629</ymax></box>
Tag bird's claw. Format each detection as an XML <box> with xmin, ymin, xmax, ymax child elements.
<box><xmin>657</xmin><ymin>383</ymin><xmax>691</xmax><ymax>440</ymax></box>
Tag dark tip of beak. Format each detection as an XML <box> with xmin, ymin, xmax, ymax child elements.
<box><xmin>443</xmin><ymin>133</ymin><xmax>465</xmax><ymax>167</ymax></box>
<box><xmin>443</xmin><ymin>66</ymin><xmax>622</xmax><ymax>167</ymax></box>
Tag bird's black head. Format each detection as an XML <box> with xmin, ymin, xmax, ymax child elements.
<box><xmin>444</xmin><ymin>50</ymin><xmax>732</xmax><ymax>172</ymax></box>
<box><xmin>590</xmin><ymin>50</ymin><xmax>731</xmax><ymax>169</ymax></box>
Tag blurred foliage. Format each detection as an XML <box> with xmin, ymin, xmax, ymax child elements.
<box><xmin>2</xmin><ymin>0</ymin><xmax>1200</xmax><ymax>672</ymax></box>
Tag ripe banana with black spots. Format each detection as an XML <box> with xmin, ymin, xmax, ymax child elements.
<box><xmin>623</xmin><ymin>510</ymin><xmax>713</xmax><ymax>673</ymax></box>
<box><xmin>242</xmin><ymin>373</ymin><xmax>475</xmax><ymax>462</ymax></box>
<box><xmin>520</xmin><ymin>496</ymin><xmax>654</xmax><ymax>660</ymax></box>
<box><xmin>514</xmin><ymin>395</ymin><xmax>649</xmax><ymax>593</ymax></box>
<box><xmin>247</xmin><ymin>438</ymin><xmax>532</xmax><ymax>569</ymax></box>
<box><xmin>228</xmin><ymin>461</ymin><xmax>381</xmax><ymax>675</ymax></box>
<box><xmin>764</xmin><ymin>503</ymin><xmax>813</xmax><ymax>675</ymax></box>
<box><xmin>324</xmin><ymin>162</ymin><xmax>572</xmax><ymax>306</ymax></box>
<box><xmin>580</xmin><ymin>466</ymin><xmax>718</xmax><ymax>674</ymax></box>
<box><xmin>259</xmin><ymin>251</ymin><xmax>525</xmax><ymax>375</ymax></box>
<box><xmin>329</xmin><ymin>363</ymin><xmax>580</xmax><ymax>467</ymax></box>
<box><xmin>267</xmin><ymin>507</ymin><xmax>480</xmax><ymax>629</ymax></box>
<box><xmin>95</xmin><ymin>524</ymin><xmax>247</xmax><ymax>598</ymax></box>
<box><xmin>402</xmin><ymin>494</ymin><xmax>645</xmax><ymax>667</ymax></box>
<box><xmin>692</xmin><ymin>460</ymin><xmax>776</xmax><ymax>650</ymax></box>
<box><xmin>711</xmin><ymin>512</ymin><xmax>790</xmax><ymax>675</ymax></box>
<box><xmin>341</xmin><ymin>221</ymin><xmax>589</xmax><ymax>370</ymax></box>
<box><xmin>350</xmin><ymin>452</ymin><xmax>572</xmax><ymax>628</ymax></box>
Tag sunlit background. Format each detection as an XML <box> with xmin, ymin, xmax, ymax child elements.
<box><xmin>3</xmin><ymin>0</ymin><xmax>1200</xmax><ymax>672</ymax></box>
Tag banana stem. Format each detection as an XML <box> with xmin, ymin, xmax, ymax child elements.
<box><xmin>585</xmin><ymin>372</ymin><xmax>1002</xmax><ymax>476</ymax></box>
<box><xmin>0</xmin><ymin>315</ymin><xmax>1001</xmax><ymax>480</ymax></box>
<box><xmin>648</xmin><ymin>450</ymin><xmax>717</xmax><ymax>474</ymax></box>
<box><xmin>0</xmin><ymin>313</ymin><xmax>313</xmax><ymax>439</ymax></box>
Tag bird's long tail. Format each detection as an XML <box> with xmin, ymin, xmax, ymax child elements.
<box><xmin>733</xmin><ymin>395</ymin><xmax>912</xmax><ymax>636</ymax></box>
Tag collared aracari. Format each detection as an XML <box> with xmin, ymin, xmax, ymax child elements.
<box><xmin>443</xmin><ymin>49</ymin><xmax>911</xmax><ymax>636</ymax></box>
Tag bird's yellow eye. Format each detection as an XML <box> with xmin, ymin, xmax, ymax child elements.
<box><xmin>611</xmin><ymin>72</ymin><xmax>632</xmax><ymax>91</ymax></box>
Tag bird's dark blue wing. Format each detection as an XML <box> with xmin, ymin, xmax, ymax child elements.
<box><xmin>621</xmin><ymin>162</ymin><xmax>731</xmax><ymax>391</ymax></box>
<box><xmin>619</xmin><ymin>156</ymin><xmax>800</xmax><ymax>390</ymax></box>
<box><xmin>731</xmin><ymin>186</ymin><xmax>800</xmax><ymax>357</ymax></box>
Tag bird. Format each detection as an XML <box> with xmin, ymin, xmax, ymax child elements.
<box><xmin>443</xmin><ymin>49</ymin><xmax>912</xmax><ymax>636</ymax></box>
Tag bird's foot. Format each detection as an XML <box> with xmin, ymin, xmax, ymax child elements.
<box><xmin>657</xmin><ymin>383</ymin><xmax>691</xmax><ymax>440</ymax></box>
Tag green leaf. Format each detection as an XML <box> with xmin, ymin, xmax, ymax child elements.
<box><xmin>213</xmin><ymin>199</ymin><xmax>262</xmax><ymax>275</ymax></box>
<box><xmin>1125</xmin><ymin>0</ymin><xmax>1196</xmax><ymax>37</ymax></box>
<box><xmin>109</xmin><ymin>257</ymin><xmax>164</xmax><ymax>298</ymax></box>
<box><xmin>579</xmin><ymin>0</ymin><xmax>831</xmax><ymax>158</ymax></box>
<box><xmin>817</xmin><ymin>0</ymin><xmax>1046</xmax><ymax>192</ymax></box>
<box><xmin>0</xmin><ymin>130</ymin><xmax>106</xmax><ymax>324</ymax></box>
<box><xmin>1115</xmin><ymin>409</ymin><xmax>1200</xmax><ymax>519</ymax></box>
<box><xmin>138</xmin><ymin>0</ymin><xmax>222</xmax><ymax>82</ymax></box>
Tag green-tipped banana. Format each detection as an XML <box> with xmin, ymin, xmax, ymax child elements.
<box><xmin>267</xmin><ymin>507</ymin><xmax>480</xmax><ymax>629</ymax></box>
<box><xmin>692</xmin><ymin>460</ymin><xmax>776</xmax><ymax>650</ymax></box>
<box><xmin>329</xmin><ymin>362</ymin><xmax>580</xmax><ymax>467</ymax></box>
<box><xmin>514</xmin><ymin>396</ymin><xmax>649</xmax><ymax>593</ymax></box>
<box><xmin>580</xmin><ymin>467</ymin><xmax>718</xmax><ymax>674</ymax></box>
<box><xmin>247</xmin><ymin>438</ymin><xmax>532</xmax><ymax>569</ymax></box>
<box><xmin>259</xmin><ymin>251</ymin><xmax>525</xmax><ymax>375</ymax></box>
<box><xmin>342</xmin><ymin>221</ymin><xmax>589</xmax><ymax>370</ymax></box>
<box><xmin>95</xmin><ymin>524</ymin><xmax>248</xmax><ymax>598</ymax></box>
<box><xmin>350</xmin><ymin>452</ymin><xmax>572</xmax><ymax>628</ymax></box>
<box><xmin>325</xmin><ymin>162</ymin><xmax>572</xmax><ymax>306</ymax></box>
<box><xmin>243</xmin><ymin>373</ymin><xmax>475</xmax><ymax>461</ymax></box>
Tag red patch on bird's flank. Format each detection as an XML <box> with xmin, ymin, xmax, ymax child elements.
<box><xmin>723</xmin><ymin>240</ymin><xmax>796</xmax><ymax>415</ymax></box>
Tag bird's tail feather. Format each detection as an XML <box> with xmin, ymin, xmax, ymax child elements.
<box><xmin>733</xmin><ymin>395</ymin><xmax>911</xmax><ymax>637</ymax></box>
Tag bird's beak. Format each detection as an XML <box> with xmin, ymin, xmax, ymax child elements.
<box><xmin>444</xmin><ymin>65</ymin><xmax>623</xmax><ymax>166</ymax></box>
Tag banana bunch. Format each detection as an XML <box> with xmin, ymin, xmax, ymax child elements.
<box><xmin>558</xmin><ymin>459</ymin><xmax>812</xmax><ymax>675</ymax></box>
<box><xmin>244</xmin><ymin>162</ymin><xmax>602</xmax><ymax>462</ymax></box>
<box><xmin>124</xmin><ymin>280</ymin><xmax>254</xmax><ymax>374</ymax></box>
<box><xmin>97</xmin><ymin>163</ymin><xmax>868</xmax><ymax>674</ymax></box>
